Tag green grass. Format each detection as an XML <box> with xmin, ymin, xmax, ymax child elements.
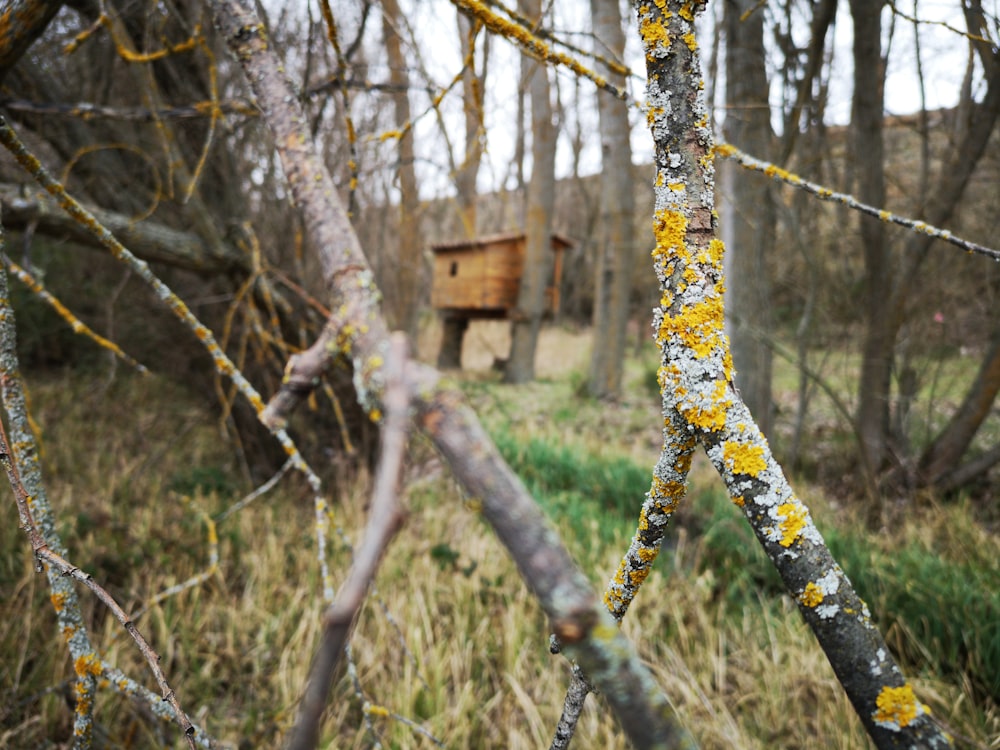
<box><xmin>489</xmin><ymin>420</ymin><xmax>1000</xmax><ymax>708</ymax></box>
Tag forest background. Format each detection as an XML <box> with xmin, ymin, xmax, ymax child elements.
<box><xmin>0</xmin><ymin>0</ymin><xmax>999</xmax><ymax>748</ymax></box>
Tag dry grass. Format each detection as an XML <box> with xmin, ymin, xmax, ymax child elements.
<box><xmin>1</xmin><ymin>323</ymin><xmax>998</xmax><ymax>749</ymax></box>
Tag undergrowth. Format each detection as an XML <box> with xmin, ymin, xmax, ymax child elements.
<box><xmin>492</xmin><ymin>422</ymin><xmax>1000</xmax><ymax>708</ymax></box>
<box><xmin>1</xmin><ymin>362</ymin><xmax>998</xmax><ymax>749</ymax></box>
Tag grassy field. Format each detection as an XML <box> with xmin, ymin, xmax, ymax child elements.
<box><xmin>1</xmin><ymin>321</ymin><xmax>998</xmax><ymax>749</ymax></box>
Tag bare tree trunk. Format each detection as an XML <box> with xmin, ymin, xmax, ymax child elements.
<box><xmin>919</xmin><ymin>329</ymin><xmax>1000</xmax><ymax>487</ymax></box>
<box><xmin>505</xmin><ymin>0</ymin><xmax>555</xmax><ymax>385</ymax></box>
<box><xmin>719</xmin><ymin>0</ymin><xmax>775</xmax><ymax>437</ymax></box>
<box><xmin>456</xmin><ymin>12</ymin><xmax>487</xmax><ymax>237</ymax></box>
<box><xmin>849</xmin><ymin>0</ymin><xmax>891</xmax><ymax>473</ymax></box>
<box><xmin>587</xmin><ymin>0</ymin><xmax>634</xmax><ymax>400</ymax></box>
<box><xmin>381</xmin><ymin>0</ymin><xmax>422</xmax><ymax>339</ymax></box>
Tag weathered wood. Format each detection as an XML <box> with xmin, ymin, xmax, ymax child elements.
<box><xmin>430</xmin><ymin>232</ymin><xmax>568</xmax><ymax>316</ymax></box>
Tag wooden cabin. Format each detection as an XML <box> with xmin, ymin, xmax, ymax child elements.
<box><xmin>430</xmin><ymin>232</ymin><xmax>571</xmax><ymax>319</ymax></box>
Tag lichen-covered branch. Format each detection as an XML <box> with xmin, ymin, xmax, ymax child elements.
<box><xmin>451</xmin><ymin>0</ymin><xmax>632</xmax><ymax>102</ymax></box>
<box><xmin>0</xmin><ymin>240</ymin><xmax>212</xmax><ymax>748</ymax></box>
<box><xmin>631</xmin><ymin>2</ymin><xmax>952</xmax><ymax>747</ymax></box>
<box><xmin>714</xmin><ymin>142</ymin><xmax>1000</xmax><ymax>262</ymax></box>
<box><xmin>208</xmin><ymin>0</ymin><xmax>695</xmax><ymax>745</ymax></box>
<box><xmin>3</xmin><ymin>255</ymin><xmax>147</xmax><ymax>372</ymax></box>
<box><xmin>0</xmin><ymin>432</ymin><xmax>197</xmax><ymax>747</ymax></box>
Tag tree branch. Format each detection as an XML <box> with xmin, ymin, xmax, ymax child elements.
<box><xmin>0</xmin><ymin>183</ymin><xmax>249</xmax><ymax>274</ymax></box>
<box><xmin>287</xmin><ymin>333</ymin><xmax>411</xmax><ymax>750</ymax></box>
<box><xmin>0</xmin><ymin>0</ymin><xmax>65</xmax><ymax>83</ymax></box>
<box><xmin>634</xmin><ymin>3</ymin><xmax>952</xmax><ymax>747</ymax></box>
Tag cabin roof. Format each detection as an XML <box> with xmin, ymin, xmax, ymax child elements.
<box><xmin>430</xmin><ymin>231</ymin><xmax>574</xmax><ymax>253</ymax></box>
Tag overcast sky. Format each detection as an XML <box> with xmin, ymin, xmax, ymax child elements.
<box><xmin>363</xmin><ymin>1</ymin><xmax>998</xmax><ymax>198</ymax></box>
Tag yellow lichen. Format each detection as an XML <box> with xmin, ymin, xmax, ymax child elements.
<box><xmin>659</xmin><ymin>295</ymin><xmax>725</xmax><ymax>358</ymax></box>
<box><xmin>651</xmin><ymin>475</ymin><xmax>685</xmax><ymax>499</ymax></box>
<box><xmin>636</xmin><ymin>546</ymin><xmax>658</xmax><ymax>563</ymax></box>
<box><xmin>777</xmin><ymin>501</ymin><xmax>807</xmax><ymax>547</ymax></box>
<box><xmin>681</xmin><ymin>397</ymin><xmax>727</xmax><ymax>431</ymax></box>
<box><xmin>722</xmin><ymin>440</ymin><xmax>767</xmax><ymax>477</ymax></box>
<box><xmin>873</xmin><ymin>684</ymin><xmax>923</xmax><ymax>728</ymax></box>
<box><xmin>628</xmin><ymin>566</ymin><xmax>652</xmax><ymax>587</ymax></box>
<box><xmin>652</xmin><ymin>209</ymin><xmax>689</xmax><ymax>260</ymax></box>
<box><xmin>74</xmin><ymin>653</ymin><xmax>102</xmax><ymax>679</ymax></box>
<box><xmin>637</xmin><ymin>508</ymin><xmax>650</xmax><ymax>531</ymax></box>
<box><xmin>364</xmin><ymin>703</ymin><xmax>391</xmax><ymax>718</ymax></box>
<box><xmin>639</xmin><ymin>14</ymin><xmax>671</xmax><ymax>50</ymax></box>
<box><xmin>800</xmin><ymin>582</ymin><xmax>823</xmax><ymax>608</ymax></box>
<box><xmin>732</xmin><ymin>494</ymin><xmax>745</xmax><ymax>507</ymax></box>
<box><xmin>703</xmin><ymin>238</ymin><xmax>725</xmax><ymax>269</ymax></box>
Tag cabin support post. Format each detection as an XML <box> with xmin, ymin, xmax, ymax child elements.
<box><xmin>437</xmin><ymin>312</ymin><xmax>469</xmax><ymax>369</ymax></box>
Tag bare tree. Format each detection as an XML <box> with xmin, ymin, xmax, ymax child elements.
<box><xmin>718</xmin><ymin>0</ymin><xmax>776</xmax><ymax>437</ymax></box>
<box><xmin>505</xmin><ymin>0</ymin><xmax>556</xmax><ymax>384</ymax></box>
<box><xmin>587</xmin><ymin>0</ymin><xmax>635</xmax><ymax>400</ymax></box>
<box><xmin>379</xmin><ymin>0</ymin><xmax>423</xmax><ymax>339</ymax></box>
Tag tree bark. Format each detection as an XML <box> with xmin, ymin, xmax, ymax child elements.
<box><xmin>919</xmin><ymin>330</ymin><xmax>1000</xmax><ymax>487</ymax></box>
<box><xmin>456</xmin><ymin>11</ymin><xmax>486</xmax><ymax>237</ymax></box>
<box><xmin>586</xmin><ymin>0</ymin><xmax>634</xmax><ymax>400</ymax></box>
<box><xmin>505</xmin><ymin>0</ymin><xmax>555</xmax><ymax>384</ymax></box>
<box><xmin>719</xmin><ymin>0</ymin><xmax>775</xmax><ymax>437</ymax></box>
<box><xmin>849</xmin><ymin>0</ymin><xmax>891</xmax><ymax>473</ymax></box>
<box><xmin>381</xmin><ymin>0</ymin><xmax>422</xmax><ymax>339</ymax></box>
<box><xmin>0</xmin><ymin>0</ymin><xmax>64</xmax><ymax>83</ymax></box>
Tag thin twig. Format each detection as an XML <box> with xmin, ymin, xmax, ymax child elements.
<box><xmin>0</xmin><ymin>96</ymin><xmax>257</xmax><ymax>121</ymax></box>
<box><xmin>715</xmin><ymin>141</ymin><xmax>1000</xmax><ymax>262</ymax></box>
<box><xmin>549</xmin><ymin>666</ymin><xmax>594</xmax><ymax>750</ymax></box>
<box><xmin>287</xmin><ymin>333</ymin><xmax>411</xmax><ymax>750</ymax></box>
